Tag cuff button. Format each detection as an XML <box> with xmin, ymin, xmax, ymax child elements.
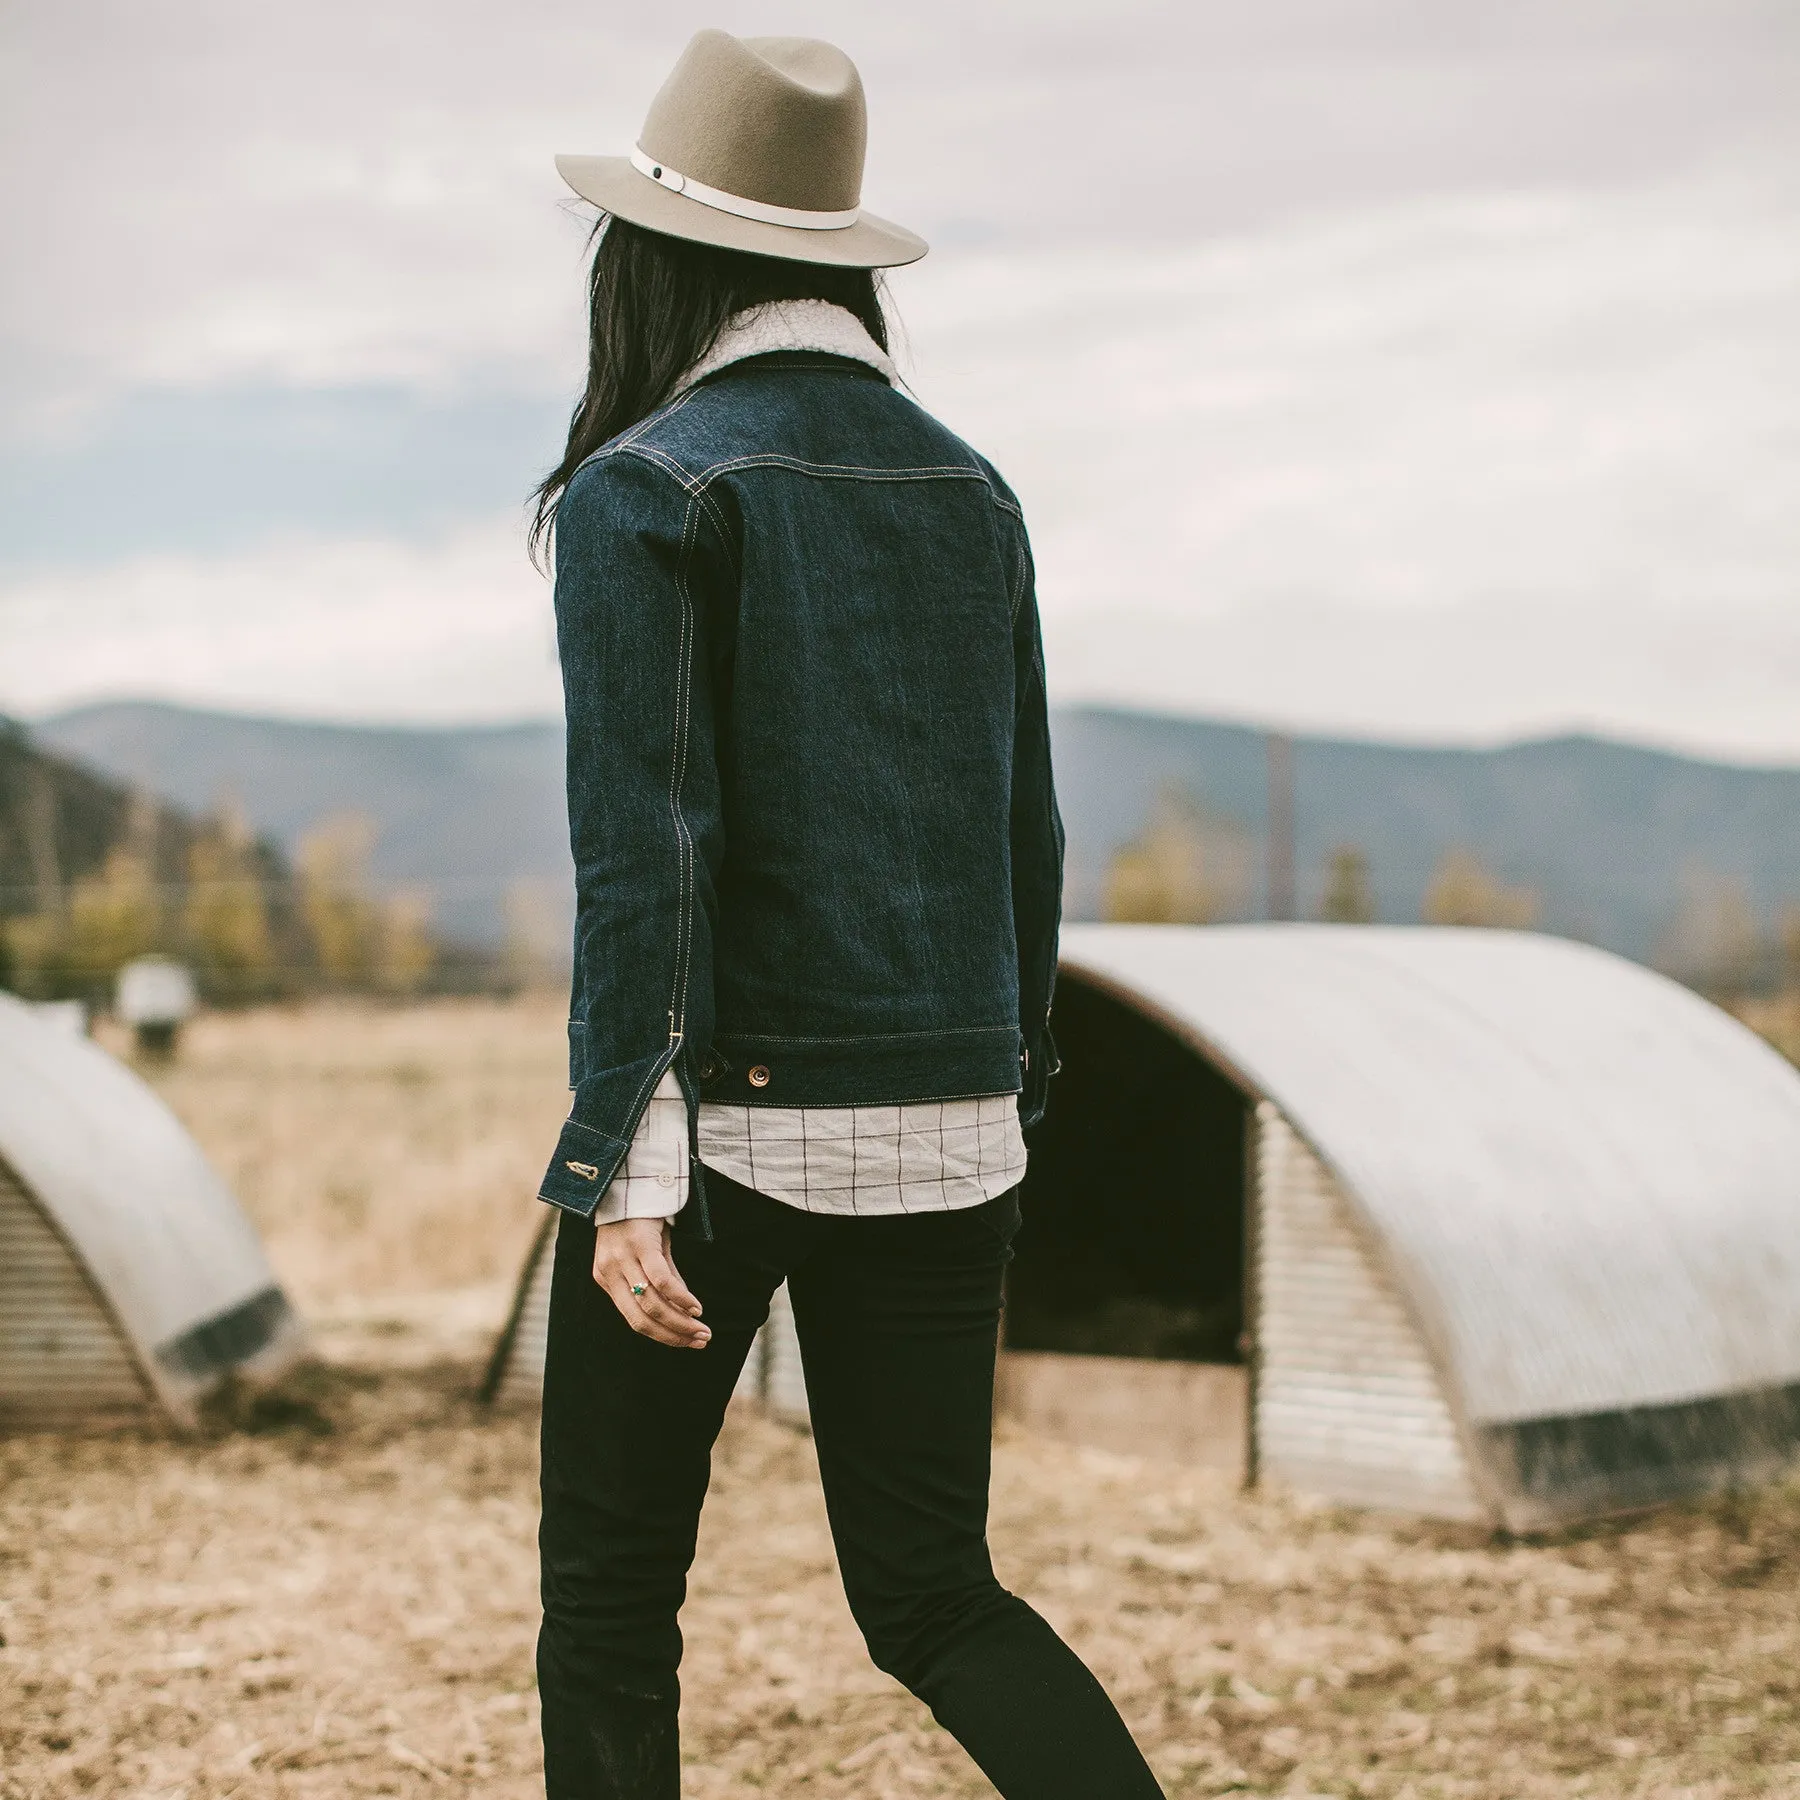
<box><xmin>657</xmin><ymin>1170</ymin><xmax>676</xmax><ymax>1188</ymax></box>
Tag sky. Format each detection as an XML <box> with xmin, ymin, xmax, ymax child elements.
<box><xmin>4</xmin><ymin>0</ymin><xmax>1799</xmax><ymax>759</ymax></box>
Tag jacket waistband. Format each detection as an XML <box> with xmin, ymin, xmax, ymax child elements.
<box><xmin>700</xmin><ymin>1024</ymin><xmax>1023</xmax><ymax>1108</ymax></box>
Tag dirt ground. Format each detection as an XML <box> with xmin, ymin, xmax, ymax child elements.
<box><xmin>4</xmin><ymin>1000</ymin><xmax>1800</xmax><ymax>1799</ymax></box>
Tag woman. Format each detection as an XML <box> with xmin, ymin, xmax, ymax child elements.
<box><xmin>531</xmin><ymin>30</ymin><xmax>1165</xmax><ymax>1800</ymax></box>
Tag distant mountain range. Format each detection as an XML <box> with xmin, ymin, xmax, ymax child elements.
<box><xmin>0</xmin><ymin>716</ymin><xmax>263</xmax><ymax>917</ymax></box>
<box><xmin>33</xmin><ymin>700</ymin><xmax>1800</xmax><ymax>965</ymax></box>
<box><xmin>36</xmin><ymin>703</ymin><xmax>570</xmax><ymax>949</ymax></box>
<box><xmin>0</xmin><ymin>717</ymin><xmax>306</xmax><ymax>1001</ymax></box>
<box><xmin>1051</xmin><ymin>710</ymin><xmax>1800</xmax><ymax>963</ymax></box>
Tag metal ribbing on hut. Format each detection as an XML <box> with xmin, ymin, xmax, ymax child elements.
<box><xmin>1251</xmin><ymin>1104</ymin><xmax>1482</xmax><ymax>1520</ymax></box>
<box><xmin>486</xmin><ymin>1211</ymin><xmax>556</xmax><ymax>1409</ymax></box>
<box><xmin>738</xmin><ymin>1283</ymin><xmax>809</xmax><ymax>1423</ymax></box>
<box><xmin>0</xmin><ymin>1153</ymin><xmax>155</xmax><ymax>1428</ymax></box>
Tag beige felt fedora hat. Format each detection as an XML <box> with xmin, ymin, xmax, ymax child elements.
<box><xmin>556</xmin><ymin>30</ymin><xmax>926</xmax><ymax>269</ymax></box>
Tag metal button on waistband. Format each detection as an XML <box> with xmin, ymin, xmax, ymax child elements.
<box><xmin>699</xmin><ymin>1051</ymin><xmax>724</xmax><ymax>1081</ymax></box>
<box><xmin>747</xmin><ymin>1065</ymin><xmax>771</xmax><ymax>1088</ymax></box>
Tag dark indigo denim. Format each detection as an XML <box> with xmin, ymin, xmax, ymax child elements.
<box><xmin>537</xmin><ymin>353</ymin><xmax>1064</xmax><ymax>1218</ymax></box>
<box><xmin>537</xmin><ymin>1169</ymin><xmax>1166</xmax><ymax>1799</ymax></box>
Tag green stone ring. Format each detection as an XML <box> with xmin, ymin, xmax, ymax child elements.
<box><xmin>630</xmin><ymin>1283</ymin><xmax>647</xmax><ymax>1297</ymax></box>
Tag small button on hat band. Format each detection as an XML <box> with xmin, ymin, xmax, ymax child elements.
<box><xmin>629</xmin><ymin>146</ymin><xmax>860</xmax><ymax>231</ymax></box>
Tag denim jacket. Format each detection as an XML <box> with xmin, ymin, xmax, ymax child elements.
<box><xmin>537</xmin><ymin>337</ymin><xmax>1063</xmax><ymax>1221</ymax></box>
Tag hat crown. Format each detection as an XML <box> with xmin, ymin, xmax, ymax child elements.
<box><xmin>639</xmin><ymin>30</ymin><xmax>866</xmax><ymax>215</ymax></box>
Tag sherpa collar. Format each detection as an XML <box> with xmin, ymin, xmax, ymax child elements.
<box><xmin>676</xmin><ymin>297</ymin><xmax>898</xmax><ymax>395</ymax></box>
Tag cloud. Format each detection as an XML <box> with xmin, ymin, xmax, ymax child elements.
<box><xmin>6</xmin><ymin>161</ymin><xmax>1800</xmax><ymax>758</ymax></box>
<box><xmin>7</xmin><ymin>0</ymin><xmax>1795</xmax><ymax>411</ymax></box>
<box><xmin>1045</xmin><ymin>596</ymin><xmax>1800</xmax><ymax>765</ymax></box>
<box><xmin>0</xmin><ymin>383</ymin><xmax>564</xmax><ymax>571</ymax></box>
<box><xmin>0</xmin><ymin>523</ymin><xmax>559</xmax><ymax>724</ymax></box>
<box><xmin>4</xmin><ymin>0</ymin><xmax>1799</xmax><ymax>757</ymax></box>
<box><xmin>910</xmin><ymin>168</ymin><xmax>1800</xmax><ymax>755</ymax></box>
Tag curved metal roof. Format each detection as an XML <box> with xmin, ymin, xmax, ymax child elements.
<box><xmin>1059</xmin><ymin>924</ymin><xmax>1800</xmax><ymax>1426</ymax></box>
<box><xmin>0</xmin><ymin>992</ymin><xmax>297</xmax><ymax>1415</ymax></box>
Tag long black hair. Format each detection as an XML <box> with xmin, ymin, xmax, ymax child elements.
<box><xmin>529</xmin><ymin>217</ymin><xmax>890</xmax><ymax>564</ymax></box>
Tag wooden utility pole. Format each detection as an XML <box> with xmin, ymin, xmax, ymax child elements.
<box><xmin>1265</xmin><ymin>731</ymin><xmax>1295</xmax><ymax>922</ymax></box>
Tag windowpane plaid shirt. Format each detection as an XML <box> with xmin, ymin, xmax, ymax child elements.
<box><xmin>597</xmin><ymin>1072</ymin><xmax>1026</xmax><ymax>1222</ymax></box>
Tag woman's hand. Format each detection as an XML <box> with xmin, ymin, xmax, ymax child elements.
<box><xmin>591</xmin><ymin>1217</ymin><xmax>710</xmax><ymax>1349</ymax></box>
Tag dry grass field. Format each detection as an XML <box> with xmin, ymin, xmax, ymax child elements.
<box><xmin>4</xmin><ymin>999</ymin><xmax>1800</xmax><ymax>1800</ymax></box>
<box><xmin>100</xmin><ymin>998</ymin><xmax>573</xmax><ymax>1311</ymax></box>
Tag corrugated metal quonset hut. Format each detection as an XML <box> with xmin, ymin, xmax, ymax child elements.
<box><xmin>0</xmin><ymin>991</ymin><xmax>307</xmax><ymax>1429</ymax></box>
<box><xmin>486</xmin><ymin>924</ymin><xmax>1800</xmax><ymax>1530</ymax></box>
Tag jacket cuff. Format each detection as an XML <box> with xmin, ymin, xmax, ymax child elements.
<box><xmin>538</xmin><ymin>1048</ymin><xmax>682</xmax><ymax>1216</ymax></box>
<box><xmin>539</xmin><ymin>1117</ymin><xmax>631</xmax><ymax>1216</ymax></box>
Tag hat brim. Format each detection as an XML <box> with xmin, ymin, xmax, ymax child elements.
<box><xmin>555</xmin><ymin>155</ymin><xmax>927</xmax><ymax>269</ymax></box>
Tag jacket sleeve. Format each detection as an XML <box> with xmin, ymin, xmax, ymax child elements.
<box><xmin>537</xmin><ymin>451</ymin><xmax>728</xmax><ymax>1217</ymax></box>
<box><xmin>1006</xmin><ymin>517</ymin><xmax>1065</xmax><ymax>1129</ymax></box>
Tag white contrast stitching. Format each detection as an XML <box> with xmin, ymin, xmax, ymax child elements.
<box><xmin>667</xmin><ymin>494</ymin><xmax>700</xmax><ymax>1035</ymax></box>
<box><xmin>712</xmin><ymin>1024</ymin><xmax>1015</xmax><ymax>1046</ymax></box>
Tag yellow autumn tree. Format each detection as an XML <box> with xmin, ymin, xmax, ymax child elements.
<box><xmin>1319</xmin><ymin>845</ymin><xmax>1376</xmax><ymax>923</ymax></box>
<box><xmin>0</xmin><ymin>912</ymin><xmax>63</xmax><ymax>998</ymax></box>
<box><xmin>378</xmin><ymin>887</ymin><xmax>437</xmax><ymax>997</ymax></box>
<box><xmin>1104</xmin><ymin>786</ymin><xmax>1252</xmax><ymax>925</ymax></box>
<box><xmin>1421</xmin><ymin>849</ymin><xmax>1540</xmax><ymax>930</ymax></box>
<box><xmin>504</xmin><ymin>876</ymin><xmax>566</xmax><ymax>993</ymax></box>
<box><xmin>1656</xmin><ymin>867</ymin><xmax>1762</xmax><ymax>999</ymax></box>
<box><xmin>61</xmin><ymin>846</ymin><xmax>163</xmax><ymax>984</ymax></box>
<box><xmin>297</xmin><ymin>811</ymin><xmax>383</xmax><ymax>988</ymax></box>
<box><xmin>183</xmin><ymin>799</ymin><xmax>276</xmax><ymax>1001</ymax></box>
<box><xmin>1779</xmin><ymin>903</ymin><xmax>1800</xmax><ymax>997</ymax></box>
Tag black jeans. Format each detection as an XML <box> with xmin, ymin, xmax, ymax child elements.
<box><xmin>537</xmin><ymin>1171</ymin><xmax>1164</xmax><ymax>1799</ymax></box>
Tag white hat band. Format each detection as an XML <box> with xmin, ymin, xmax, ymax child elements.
<box><xmin>630</xmin><ymin>145</ymin><xmax>861</xmax><ymax>231</ymax></box>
